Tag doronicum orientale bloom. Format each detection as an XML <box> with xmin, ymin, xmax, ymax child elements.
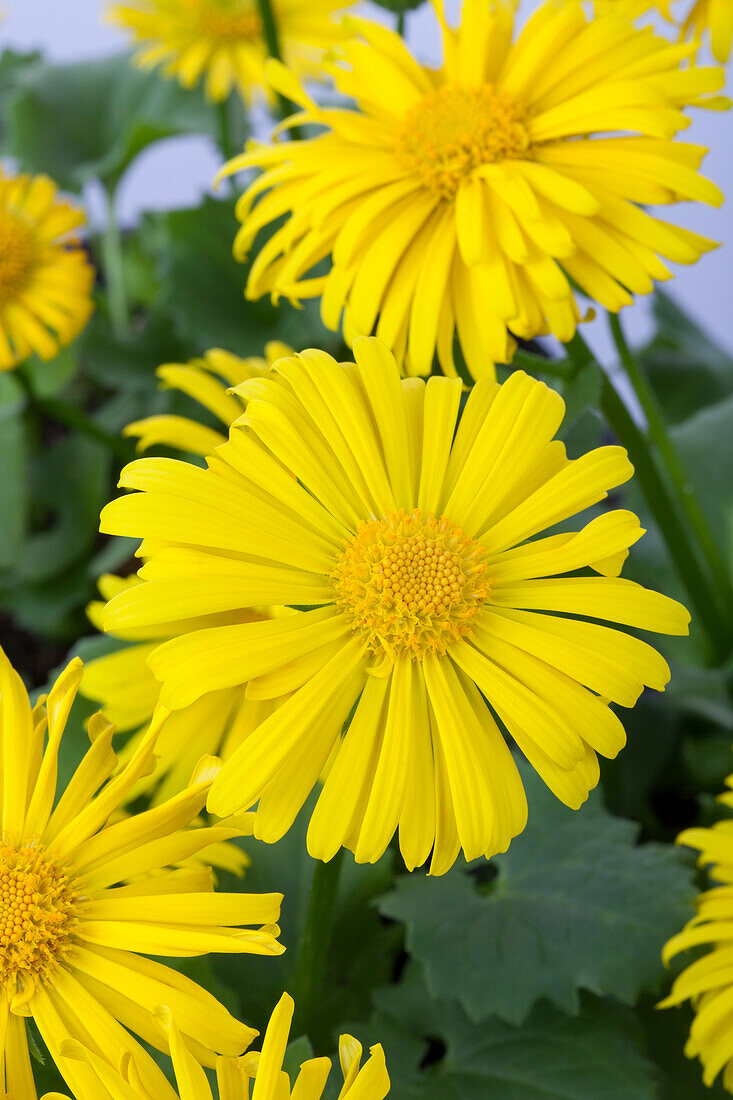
<box><xmin>661</xmin><ymin>772</ymin><xmax>733</xmax><ymax>1091</ymax></box>
<box><xmin>0</xmin><ymin>647</ymin><xmax>283</xmax><ymax>1100</ymax></box>
<box><xmin>107</xmin><ymin>0</ymin><xmax>354</xmax><ymax>104</ymax></box>
<box><xmin>50</xmin><ymin>992</ymin><xmax>390</xmax><ymax>1100</ymax></box>
<box><xmin>219</xmin><ymin>0</ymin><xmax>726</xmax><ymax>383</ymax></box>
<box><xmin>0</xmin><ymin>169</ymin><xmax>94</xmax><ymax>371</ymax></box>
<box><xmin>99</xmin><ymin>338</ymin><xmax>690</xmax><ymax>873</ymax></box>
<box><xmin>82</xmin><ymin>345</ymin><xmax>294</xmax><ymax>807</ymax></box>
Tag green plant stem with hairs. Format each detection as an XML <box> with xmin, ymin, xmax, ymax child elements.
<box><xmin>608</xmin><ymin>311</ymin><xmax>733</xmax><ymax>622</ymax></box>
<box><xmin>564</xmin><ymin>330</ymin><xmax>731</xmax><ymax>665</ymax></box>
<box><xmin>291</xmin><ymin>850</ymin><xmax>345</xmax><ymax>1036</ymax></box>
<box><xmin>255</xmin><ymin>0</ymin><xmax>292</xmax><ymax>121</ymax></box>
<box><xmin>100</xmin><ymin>186</ymin><xmax>129</xmax><ymax>340</ymax></box>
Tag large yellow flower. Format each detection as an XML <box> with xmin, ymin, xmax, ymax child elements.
<box><xmin>100</xmin><ymin>339</ymin><xmax>690</xmax><ymax>873</ymax></box>
<box><xmin>0</xmin><ymin>647</ymin><xmax>283</xmax><ymax>1100</ymax></box>
<box><xmin>82</xmin><ymin>344</ymin><xmax>294</xmax><ymax>807</ymax></box>
<box><xmin>107</xmin><ymin>0</ymin><xmax>354</xmax><ymax>104</ymax></box>
<box><xmin>0</xmin><ymin>170</ymin><xmax>94</xmax><ymax>371</ymax></box>
<box><xmin>220</xmin><ymin>0</ymin><xmax>724</xmax><ymax>382</ymax></box>
<box><xmin>661</xmin><ymin>773</ymin><xmax>733</xmax><ymax>1091</ymax></box>
<box><xmin>50</xmin><ymin>993</ymin><xmax>390</xmax><ymax>1100</ymax></box>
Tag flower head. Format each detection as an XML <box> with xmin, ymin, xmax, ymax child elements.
<box><xmin>661</xmin><ymin>773</ymin><xmax>733</xmax><ymax>1090</ymax></box>
<box><xmin>51</xmin><ymin>992</ymin><xmax>390</xmax><ymax>1100</ymax></box>
<box><xmin>221</xmin><ymin>0</ymin><xmax>725</xmax><ymax>382</ymax></box>
<box><xmin>100</xmin><ymin>338</ymin><xmax>690</xmax><ymax>873</ymax></box>
<box><xmin>0</xmin><ymin>647</ymin><xmax>283</xmax><ymax>1099</ymax></box>
<box><xmin>0</xmin><ymin>169</ymin><xmax>94</xmax><ymax>371</ymax></box>
<box><xmin>107</xmin><ymin>0</ymin><xmax>354</xmax><ymax>103</ymax></box>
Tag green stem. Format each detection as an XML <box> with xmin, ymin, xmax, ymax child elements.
<box><xmin>565</xmin><ymin>332</ymin><xmax>730</xmax><ymax>662</ymax></box>
<box><xmin>291</xmin><ymin>851</ymin><xmax>345</xmax><ymax>1033</ymax></box>
<box><xmin>255</xmin><ymin>0</ymin><xmax>291</xmax><ymax>121</ymax></box>
<box><xmin>397</xmin><ymin>12</ymin><xmax>406</xmax><ymax>36</ymax></box>
<box><xmin>17</xmin><ymin>369</ymin><xmax>133</xmax><ymax>461</ymax></box>
<box><xmin>100</xmin><ymin>187</ymin><xmax>129</xmax><ymax>339</ymax></box>
<box><xmin>216</xmin><ymin>98</ymin><xmax>236</xmax><ymax>162</ymax></box>
<box><xmin>608</xmin><ymin>311</ymin><xmax>733</xmax><ymax>619</ymax></box>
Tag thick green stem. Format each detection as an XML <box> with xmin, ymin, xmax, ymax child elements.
<box><xmin>608</xmin><ymin>311</ymin><xmax>733</xmax><ymax>620</ymax></box>
<box><xmin>565</xmin><ymin>332</ymin><xmax>730</xmax><ymax>662</ymax></box>
<box><xmin>100</xmin><ymin>187</ymin><xmax>129</xmax><ymax>339</ymax></box>
<box><xmin>291</xmin><ymin>851</ymin><xmax>344</xmax><ymax>1033</ymax></box>
<box><xmin>255</xmin><ymin>0</ymin><xmax>291</xmax><ymax>121</ymax></box>
<box><xmin>397</xmin><ymin>12</ymin><xmax>406</xmax><ymax>36</ymax></box>
<box><xmin>216</xmin><ymin>98</ymin><xmax>236</xmax><ymax>162</ymax></box>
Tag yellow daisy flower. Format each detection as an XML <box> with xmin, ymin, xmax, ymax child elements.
<box><xmin>107</xmin><ymin>0</ymin><xmax>355</xmax><ymax>104</ymax></box>
<box><xmin>220</xmin><ymin>0</ymin><xmax>725</xmax><ymax>383</ymax></box>
<box><xmin>0</xmin><ymin>169</ymin><xmax>94</xmax><ymax>371</ymax></box>
<box><xmin>0</xmin><ymin>647</ymin><xmax>283</xmax><ymax>1099</ymax></box>
<box><xmin>124</xmin><ymin>342</ymin><xmax>293</xmax><ymax>456</ymax></box>
<box><xmin>51</xmin><ymin>992</ymin><xmax>390</xmax><ymax>1100</ymax></box>
<box><xmin>661</xmin><ymin>774</ymin><xmax>733</xmax><ymax>1091</ymax></box>
<box><xmin>81</xmin><ymin>573</ymin><xmax>286</xmax><ymax>808</ymax></box>
<box><xmin>682</xmin><ymin>0</ymin><xmax>733</xmax><ymax>62</ymax></box>
<box><xmin>99</xmin><ymin>339</ymin><xmax>690</xmax><ymax>873</ymax></box>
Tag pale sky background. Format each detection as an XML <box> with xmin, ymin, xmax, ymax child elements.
<box><xmin>2</xmin><ymin>0</ymin><xmax>731</xmax><ymax>364</ymax></box>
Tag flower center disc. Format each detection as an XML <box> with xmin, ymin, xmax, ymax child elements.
<box><xmin>198</xmin><ymin>0</ymin><xmax>262</xmax><ymax>39</ymax></box>
<box><xmin>396</xmin><ymin>84</ymin><xmax>531</xmax><ymax>200</ymax></box>
<box><xmin>332</xmin><ymin>509</ymin><xmax>490</xmax><ymax>663</ymax></box>
<box><xmin>0</xmin><ymin>211</ymin><xmax>36</xmax><ymax>305</ymax></box>
<box><xmin>0</xmin><ymin>843</ymin><xmax>78</xmax><ymax>992</ymax></box>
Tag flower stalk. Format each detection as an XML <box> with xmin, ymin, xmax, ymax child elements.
<box><xmin>255</xmin><ymin>0</ymin><xmax>291</xmax><ymax>120</ymax></box>
<box><xmin>100</xmin><ymin>186</ymin><xmax>130</xmax><ymax>339</ymax></box>
<box><xmin>565</xmin><ymin>330</ymin><xmax>731</xmax><ymax>664</ymax></box>
<box><xmin>292</xmin><ymin>850</ymin><xmax>345</xmax><ymax>1035</ymax></box>
<box><xmin>608</xmin><ymin>312</ymin><xmax>733</xmax><ymax>622</ymax></box>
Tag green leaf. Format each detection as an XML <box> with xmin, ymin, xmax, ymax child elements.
<box><xmin>0</xmin><ymin>374</ymin><xmax>28</xmax><ymax>570</ymax></box>
<box><xmin>156</xmin><ymin>196</ymin><xmax>339</xmax><ymax>356</ymax></box>
<box><xmin>670</xmin><ymin>393</ymin><xmax>733</xmax><ymax>557</ymax></box>
<box><xmin>0</xmin><ymin>48</ymin><xmax>41</xmax><ymax>151</ymax></box>
<box><xmin>366</xmin><ymin>968</ymin><xmax>658</xmax><ymax>1099</ymax></box>
<box><xmin>640</xmin><ymin>291</ymin><xmax>733</xmax><ymax>425</ymax></box>
<box><xmin>8</xmin><ymin>53</ymin><xmax>218</xmax><ymax>190</ymax></box>
<box><xmin>379</xmin><ymin>765</ymin><xmax>694</xmax><ymax>1024</ymax></box>
<box><xmin>78</xmin><ymin>310</ymin><xmax>189</xmax><ymax>392</ymax></box>
<box><xmin>23</xmin><ymin>344</ymin><xmax>79</xmax><ymax>398</ymax></box>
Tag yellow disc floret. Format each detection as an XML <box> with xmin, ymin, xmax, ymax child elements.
<box><xmin>332</xmin><ymin>508</ymin><xmax>490</xmax><ymax>662</ymax></box>
<box><xmin>197</xmin><ymin>0</ymin><xmax>261</xmax><ymax>41</ymax></box>
<box><xmin>396</xmin><ymin>84</ymin><xmax>531</xmax><ymax>200</ymax></box>
<box><xmin>0</xmin><ymin>843</ymin><xmax>79</xmax><ymax>992</ymax></box>
<box><xmin>0</xmin><ymin>211</ymin><xmax>35</xmax><ymax>305</ymax></box>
